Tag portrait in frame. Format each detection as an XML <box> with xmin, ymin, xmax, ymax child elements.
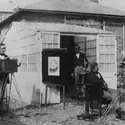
<box><xmin>48</xmin><ymin>57</ymin><xmax>60</xmax><ymax>76</ymax></box>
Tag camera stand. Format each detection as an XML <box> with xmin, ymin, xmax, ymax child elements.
<box><xmin>0</xmin><ymin>72</ymin><xmax>23</xmax><ymax>112</ymax></box>
<box><xmin>0</xmin><ymin>73</ymin><xmax>9</xmax><ymax>112</ymax></box>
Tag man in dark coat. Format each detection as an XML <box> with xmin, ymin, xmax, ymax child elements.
<box><xmin>85</xmin><ymin>62</ymin><xmax>125</xmax><ymax>119</ymax></box>
<box><xmin>72</xmin><ymin>43</ymin><xmax>89</xmax><ymax>97</ymax></box>
<box><xmin>0</xmin><ymin>43</ymin><xmax>9</xmax><ymax>81</ymax></box>
<box><xmin>0</xmin><ymin>43</ymin><xmax>9</xmax><ymax>108</ymax></box>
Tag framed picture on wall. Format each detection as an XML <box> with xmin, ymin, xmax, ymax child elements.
<box><xmin>48</xmin><ymin>57</ymin><xmax>60</xmax><ymax>76</ymax></box>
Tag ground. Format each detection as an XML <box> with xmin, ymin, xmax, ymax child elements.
<box><xmin>1</xmin><ymin>102</ymin><xmax>125</xmax><ymax>125</ymax></box>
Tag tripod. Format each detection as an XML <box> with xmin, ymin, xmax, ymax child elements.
<box><xmin>0</xmin><ymin>72</ymin><xmax>23</xmax><ymax>112</ymax></box>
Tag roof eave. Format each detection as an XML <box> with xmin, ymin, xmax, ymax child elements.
<box><xmin>21</xmin><ymin>8</ymin><xmax>125</xmax><ymax>18</ymax></box>
<box><xmin>0</xmin><ymin>8</ymin><xmax>125</xmax><ymax>28</ymax></box>
<box><xmin>0</xmin><ymin>9</ymin><xmax>22</xmax><ymax>28</ymax></box>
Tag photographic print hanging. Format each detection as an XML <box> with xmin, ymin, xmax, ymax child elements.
<box><xmin>48</xmin><ymin>57</ymin><xmax>60</xmax><ymax>76</ymax></box>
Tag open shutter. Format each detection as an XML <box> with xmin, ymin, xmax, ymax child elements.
<box><xmin>97</xmin><ymin>34</ymin><xmax>117</xmax><ymax>89</ymax></box>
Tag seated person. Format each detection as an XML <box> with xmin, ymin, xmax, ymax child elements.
<box><xmin>85</xmin><ymin>62</ymin><xmax>125</xmax><ymax>119</ymax></box>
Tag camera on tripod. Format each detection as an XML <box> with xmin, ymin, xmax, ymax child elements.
<box><xmin>0</xmin><ymin>58</ymin><xmax>18</xmax><ymax>73</ymax></box>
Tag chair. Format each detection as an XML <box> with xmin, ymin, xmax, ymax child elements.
<box><xmin>85</xmin><ymin>83</ymin><xmax>112</xmax><ymax>117</ymax></box>
<box><xmin>85</xmin><ymin>82</ymin><xmax>104</xmax><ymax>117</ymax></box>
<box><xmin>77</xmin><ymin>82</ymin><xmax>112</xmax><ymax>120</ymax></box>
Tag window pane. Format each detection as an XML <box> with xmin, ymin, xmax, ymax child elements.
<box><xmin>20</xmin><ymin>63</ymin><xmax>27</xmax><ymax>72</ymax></box>
<box><xmin>20</xmin><ymin>54</ymin><xmax>27</xmax><ymax>72</ymax></box>
<box><xmin>42</xmin><ymin>33</ymin><xmax>59</xmax><ymax>49</ymax></box>
<box><xmin>28</xmin><ymin>53</ymin><xmax>36</xmax><ymax>72</ymax></box>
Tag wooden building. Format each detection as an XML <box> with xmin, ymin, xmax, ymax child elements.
<box><xmin>0</xmin><ymin>0</ymin><xmax>125</xmax><ymax>108</ymax></box>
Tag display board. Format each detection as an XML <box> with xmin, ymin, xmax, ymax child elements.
<box><xmin>42</xmin><ymin>48</ymin><xmax>67</xmax><ymax>84</ymax></box>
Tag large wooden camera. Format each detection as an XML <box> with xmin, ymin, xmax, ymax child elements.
<box><xmin>0</xmin><ymin>59</ymin><xmax>18</xmax><ymax>73</ymax></box>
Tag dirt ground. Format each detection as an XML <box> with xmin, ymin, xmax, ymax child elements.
<box><xmin>0</xmin><ymin>102</ymin><xmax>125</xmax><ymax>125</ymax></box>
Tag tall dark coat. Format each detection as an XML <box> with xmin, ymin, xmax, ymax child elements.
<box><xmin>0</xmin><ymin>53</ymin><xmax>9</xmax><ymax>83</ymax></box>
<box><xmin>84</xmin><ymin>71</ymin><xmax>108</xmax><ymax>91</ymax></box>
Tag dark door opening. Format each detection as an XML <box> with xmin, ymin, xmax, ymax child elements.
<box><xmin>60</xmin><ymin>35</ymin><xmax>75</xmax><ymax>97</ymax></box>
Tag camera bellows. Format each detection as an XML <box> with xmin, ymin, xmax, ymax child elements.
<box><xmin>0</xmin><ymin>59</ymin><xmax>18</xmax><ymax>73</ymax></box>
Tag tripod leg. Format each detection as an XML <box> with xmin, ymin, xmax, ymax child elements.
<box><xmin>5</xmin><ymin>84</ymin><xmax>8</xmax><ymax>112</ymax></box>
<box><xmin>12</xmin><ymin>73</ymin><xmax>23</xmax><ymax>107</ymax></box>
<box><xmin>7</xmin><ymin>73</ymin><xmax>13</xmax><ymax>111</ymax></box>
<box><xmin>0</xmin><ymin>79</ymin><xmax>6</xmax><ymax>99</ymax></box>
<box><xmin>95</xmin><ymin>89</ymin><xmax>125</xmax><ymax>125</ymax></box>
<box><xmin>11</xmin><ymin>73</ymin><xmax>29</xmax><ymax>116</ymax></box>
<box><xmin>0</xmin><ymin>74</ymin><xmax>9</xmax><ymax>111</ymax></box>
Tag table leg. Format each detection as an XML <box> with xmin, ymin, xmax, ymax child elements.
<box><xmin>63</xmin><ymin>85</ymin><xmax>65</xmax><ymax>110</ymax></box>
<box><xmin>45</xmin><ymin>85</ymin><xmax>48</xmax><ymax>107</ymax></box>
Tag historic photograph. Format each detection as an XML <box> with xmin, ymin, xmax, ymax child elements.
<box><xmin>1</xmin><ymin>0</ymin><xmax>125</xmax><ymax>125</ymax></box>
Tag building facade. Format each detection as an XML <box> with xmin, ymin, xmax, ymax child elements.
<box><xmin>0</xmin><ymin>0</ymin><xmax>125</xmax><ymax>108</ymax></box>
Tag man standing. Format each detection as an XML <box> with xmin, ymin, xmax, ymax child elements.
<box><xmin>0</xmin><ymin>43</ymin><xmax>9</xmax><ymax>109</ymax></box>
<box><xmin>72</xmin><ymin>43</ymin><xmax>89</xmax><ymax>97</ymax></box>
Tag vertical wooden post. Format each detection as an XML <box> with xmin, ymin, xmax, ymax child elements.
<box><xmin>45</xmin><ymin>85</ymin><xmax>48</xmax><ymax>107</ymax></box>
<box><xmin>63</xmin><ymin>85</ymin><xmax>65</xmax><ymax>110</ymax></box>
<box><xmin>123</xmin><ymin>20</ymin><xmax>125</xmax><ymax>53</ymax></box>
<box><xmin>84</xmin><ymin>37</ymin><xmax>87</xmax><ymax>55</ymax></box>
<box><xmin>103</xmin><ymin>20</ymin><xmax>105</xmax><ymax>31</ymax></box>
<box><xmin>96</xmin><ymin>35</ymin><xmax>100</xmax><ymax>64</ymax></box>
<box><xmin>37</xmin><ymin>31</ymin><xmax>42</xmax><ymax>106</ymax></box>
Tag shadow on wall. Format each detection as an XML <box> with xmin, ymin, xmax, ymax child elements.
<box><xmin>47</xmin><ymin>86</ymin><xmax>60</xmax><ymax>104</ymax></box>
<box><xmin>31</xmin><ymin>84</ymin><xmax>60</xmax><ymax>105</ymax></box>
<box><xmin>31</xmin><ymin>84</ymin><xmax>41</xmax><ymax>105</ymax></box>
<box><xmin>48</xmin><ymin>86</ymin><xmax>60</xmax><ymax>104</ymax></box>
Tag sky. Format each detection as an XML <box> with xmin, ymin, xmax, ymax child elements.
<box><xmin>0</xmin><ymin>0</ymin><xmax>38</xmax><ymax>7</ymax></box>
<box><xmin>99</xmin><ymin>0</ymin><xmax>125</xmax><ymax>11</ymax></box>
<box><xmin>0</xmin><ymin>0</ymin><xmax>125</xmax><ymax>11</ymax></box>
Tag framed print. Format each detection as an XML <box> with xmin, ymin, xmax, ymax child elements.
<box><xmin>48</xmin><ymin>57</ymin><xmax>60</xmax><ymax>76</ymax></box>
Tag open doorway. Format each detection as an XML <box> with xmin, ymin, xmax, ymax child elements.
<box><xmin>60</xmin><ymin>34</ymin><xmax>97</xmax><ymax>99</ymax></box>
<box><xmin>60</xmin><ymin>35</ymin><xmax>75</xmax><ymax>98</ymax></box>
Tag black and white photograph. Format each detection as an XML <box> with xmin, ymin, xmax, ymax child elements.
<box><xmin>48</xmin><ymin>57</ymin><xmax>60</xmax><ymax>76</ymax></box>
<box><xmin>1</xmin><ymin>0</ymin><xmax>125</xmax><ymax>125</ymax></box>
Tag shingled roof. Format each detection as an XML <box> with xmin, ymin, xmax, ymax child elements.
<box><xmin>23</xmin><ymin>0</ymin><xmax>125</xmax><ymax>16</ymax></box>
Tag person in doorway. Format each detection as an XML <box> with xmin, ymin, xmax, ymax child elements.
<box><xmin>72</xmin><ymin>43</ymin><xmax>89</xmax><ymax>97</ymax></box>
<box><xmin>85</xmin><ymin>62</ymin><xmax>125</xmax><ymax>119</ymax></box>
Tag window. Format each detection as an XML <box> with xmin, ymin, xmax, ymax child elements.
<box><xmin>42</xmin><ymin>33</ymin><xmax>60</xmax><ymax>49</ymax></box>
<box><xmin>20</xmin><ymin>54</ymin><xmax>27</xmax><ymax>72</ymax></box>
<box><xmin>74</xmin><ymin>35</ymin><xmax>96</xmax><ymax>62</ymax></box>
<box><xmin>28</xmin><ymin>53</ymin><xmax>37</xmax><ymax>72</ymax></box>
<box><xmin>99</xmin><ymin>35</ymin><xmax>116</xmax><ymax>72</ymax></box>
